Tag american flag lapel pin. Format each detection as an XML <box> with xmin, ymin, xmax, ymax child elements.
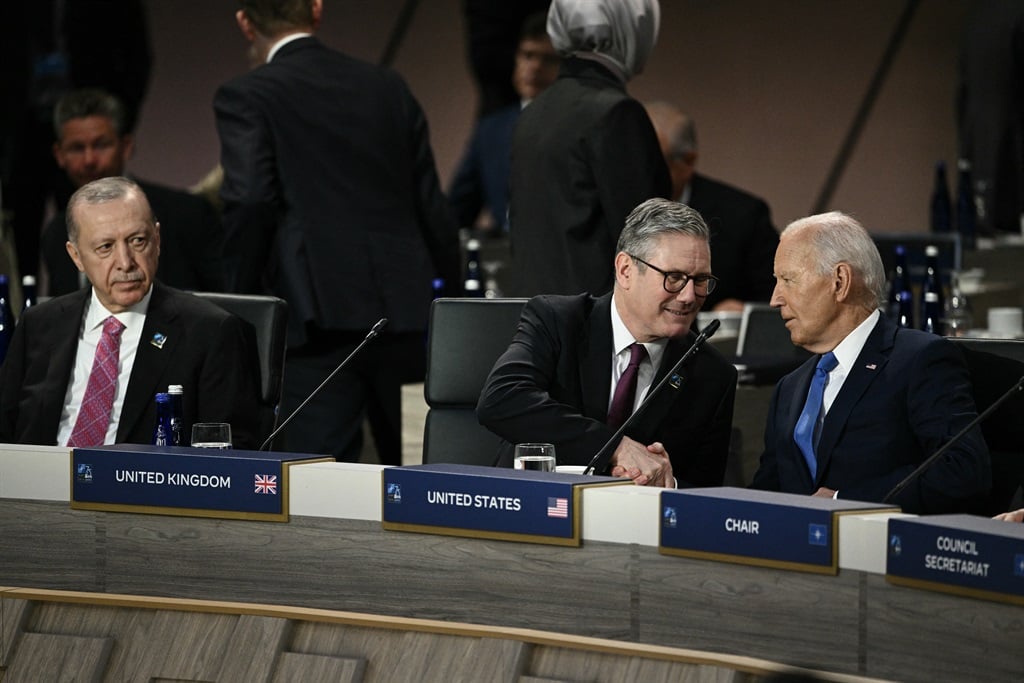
<box><xmin>150</xmin><ymin>333</ymin><xmax>167</xmax><ymax>349</ymax></box>
<box><xmin>865</xmin><ymin>363</ymin><xmax>877</xmax><ymax>370</ymax></box>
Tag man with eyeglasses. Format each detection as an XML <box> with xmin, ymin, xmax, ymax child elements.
<box><xmin>478</xmin><ymin>198</ymin><xmax>737</xmax><ymax>487</ymax></box>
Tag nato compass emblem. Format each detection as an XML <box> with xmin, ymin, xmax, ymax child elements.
<box><xmin>150</xmin><ymin>332</ymin><xmax>168</xmax><ymax>349</ymax></box>
<box><xmin>663</xmin><ymin>506</ymin><xmax>678</xmax><ymax>528</ymax></box>
<box><xmin>889</xmin><ymin>534</ymin><xmax>902</xmax><ymax>557</ymax></box>
<box><xmin>386</xmin><ymin>482</ymin><xmax>402</xmax><ymax>503</ymax></box>
<box><xmin>76</xmin><ymin>463</ymin><xmax>93</xmax><ymax>483</ymax></box>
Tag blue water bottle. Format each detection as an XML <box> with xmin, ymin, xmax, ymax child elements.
<box><xmin>153</xmin><ymin>392</ymin><xmax>173</xmax><ymax>446</ymax></box>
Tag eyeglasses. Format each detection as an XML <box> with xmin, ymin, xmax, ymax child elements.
<box><xmin>629</xmin><ymin>255</ymin><xmax>718</xmax><ymax>296</ymax></box>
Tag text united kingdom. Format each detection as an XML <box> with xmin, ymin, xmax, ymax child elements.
<box><xmin>115</xmin><ymin>468</ymin><xmax>231</xmax><ymax>489</ymax></box>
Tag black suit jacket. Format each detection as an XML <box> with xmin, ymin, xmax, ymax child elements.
<box><xmin>41</xmin><ymin>179</ymin><xmax>225</xmax><ymax>297</ymax></box>
<box><xmin>214</xmin><ymin>37</ymin><xmax>459</xmax><ymax>346</ymax></box>
<box><xmin>0</xmin><ymin>282</ymin><xmax>261</xmax><ymax>448</ymax></box>
<box><xmin>507</xmin><ymin>57</ymin><xmax>671</xmax><ymax>297</ymax></box>
<box><xmin>751</xmin><ymin>315</ymin><xmax>991</xmax><ymax>514</ymax></box>
<box><xmin>686</xmin><ymin>173</ymin><xmax>778</xmax><ymax>309</ymax></box>
<box><xmin>477</xmin><ymin>293</ymin><xmax>737</xmax><ymax>487</ymax></box>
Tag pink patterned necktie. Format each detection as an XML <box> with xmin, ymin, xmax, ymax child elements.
<box><xmin>68</xmin><ymin>316</ymin><xmax>126</xmax><ymax>447</ymax></box>
<box><xmin>607</xmin><ymin>343</ymin><xmax>648</xmax><ymax>429</ymax></box>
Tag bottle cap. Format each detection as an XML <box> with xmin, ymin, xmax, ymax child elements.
<box><xmin>925</xmin><ymin>245</ymin><xmax>939</xmax><ymax>257</ymax></box>
<box><xmin>168</xmin><ymin>384</ymin><xmax>183</xmax><ymax>394</ymax></box>
<box><xmin>21</xmin><ymin>275</ymin><xmax>35</xmax><ymax>287</ymax></box>
<box><xmin>924</xmin><ymin>292</ymin><xmax>939</xmax><ymax>302</ymax></box>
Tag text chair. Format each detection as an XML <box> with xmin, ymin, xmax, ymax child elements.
<box><xmin>192</xmin><ymin>292</ymin><xmax>289</xmax><ymax>446</ymax></box>
<box><xmin>947</xmin><ymin>336</ymin><xmax>1024</xmax><ymax>515</ymax></box>
<box><xmin>423</xmin><ymin>297</ymin><xmax>527</xmax><ymax>465</ymax></box>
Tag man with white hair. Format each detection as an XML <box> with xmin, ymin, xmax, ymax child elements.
<box><xmin>0</xmin><ymin>177</ymin><xmax>260</xmax><ymax>448</ymax></box>
<box><xmin>751</xmin><ymin>211</ymin><xmax>990</xmax><ymax>514</ymax></box>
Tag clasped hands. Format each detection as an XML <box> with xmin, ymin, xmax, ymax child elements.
<box><xmin>609</xmin><ymin>436</ymin><xmax>674</xmax><ymax>487</ymax></box>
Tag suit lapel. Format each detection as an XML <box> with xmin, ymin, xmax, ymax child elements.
<box><xmin>39</xmin><ymin>291</ymin><xmax>90</xmax><ymax>431</ymax></box>
<box><xmin>816</xmin><ymin>316</ymin><xmax>892</xmax><ymax>476</ymax></box>
<box><xmin>118</xmin><ymin>285</ymin><xmax>182</xmax><ymax>441</ymax></box>
<box><xmin>636</xmin><ymin>334</ymin><xmax>693</xmax><ymax>430</ymax></box>
<box><xmin>579</xmin><ymin>295</ymin><xmax>613</xmax><ymax>420</ymax></box>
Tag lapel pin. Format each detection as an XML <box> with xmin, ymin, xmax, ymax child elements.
<box><xmin>669</xmin><ymin>373</ymin><xmax>683</xmax><ymax>389</ymax></box>
<box><xmin>150</xmin><ymin>333</ymin><xmax>167</xmax><ymax>349</ymax></box>
<box><xmin>865</xmin><ymin>363</ymin><xmax>877</xmax><ymax>370</ymax></box>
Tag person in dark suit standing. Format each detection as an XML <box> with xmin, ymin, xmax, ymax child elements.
<box><xmin>506</xmin><ymin>0</ymin><xmax>671</xmax><ymax>297</ymax></box>
<box><xmin>750</xmin><ymin>212</ymin><xmax>991</xmax><ymax>514</ymax></box>
<box><xmin>41</xmin><ymin>88</ymin><xmax>225</xmax><ymax>297</ymax></box>
<box><xmin>645</xmin><ymin>101</ymin><xmax>778</xmax><ymax>312</ymax></box>
<box><xmin>214</xmin><ymin>0</ymin><xmax>459</xmax><ymax>464</ymax></box>
<box><xmin>0</xmin><ymin>177</ymin><xmax>260</xmax><ymax>448</ymax></box>
<box><xmin>448</xmin><ymin>11</ymin><xmax>560</xmax><ymax>234</ymax></box>
<box><xmin>478</xmin><ymin>199</ymin><xmax>737</xmax><ymax>487</ymax></box>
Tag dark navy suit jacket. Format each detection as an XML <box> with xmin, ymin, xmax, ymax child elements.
<box><xmin>0</xmin><ymin>282</ymin><xmax>261</xmax><ymax>448</ymax></box>
<box><xmin>448</xmin><ymin>104</ymin><xmax>519</xmax><ymax>230</ymax></box>
<box><xmin>751</xmin><ymin>314</ymin><xmax>991</xmax><ymax>514</ymax></box>
<box><xmin>477</xmin><ymin>293</ymin><xmax>737</xmax><ymax>487</ymax></box>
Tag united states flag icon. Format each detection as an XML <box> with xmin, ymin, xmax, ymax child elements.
<box><xmin>547</xmin><ymin>497</ymin><xmax>568</xmax><ymax>518</ymax></box>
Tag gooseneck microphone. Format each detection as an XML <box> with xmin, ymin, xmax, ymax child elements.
<box><xmin>882</xmin><ymin>374</ymin><xmax>1024</xmax><ymax>504</ymax></box>
<box><xmin>259</xmin><ymin>317</ymin><xmax>388</xmax><ymax>451</ymax></box>
<box><xmin>583</xmin><ymin>319</ymin><xmax>721</xmax><ymax>476</ymax></box>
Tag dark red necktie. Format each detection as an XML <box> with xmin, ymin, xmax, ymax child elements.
<box><xmin>68</xmin><ymin>316</ymin><xmax>125</xmax><ymax>447</ymax></box>
<box><xmin>607</xmin><ymin>343</ymin><xmax>647</xmax><ymax>429</ymax></box>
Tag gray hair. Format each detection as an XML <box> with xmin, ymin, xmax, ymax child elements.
<box><xmin>54</xmin><ymin>88</ymin><xmax>127</xmax><ymax>139</ymax></box>
<box><xmin>782</xmin><ymin>211</ymin><xmax>886</xmax><ymax>308</ymax></box>
<box><xmin>617</xmin><ymin>198</ymin><xmax>709</xmax><ymax>261</ymax></box>
<box><xmin>66</xmin><ymin>176</ymin><xmax>152</xmax><ymax>243</ymax></box>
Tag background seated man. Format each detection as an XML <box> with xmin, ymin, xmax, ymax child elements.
<box><xmin>645</xmin><ymin>100</ymin><xmax>778</xmax><ymax>312</ymax></box>
<box><xmin>477</xmin><ymin>198</ymin><xmax>737</xmax><ymax>488</ymax></box>
<box><xmin>42</xmin><ymin>88</ymin><xmax>225</xmax><ymax>296</ymax></box>
<box><xmin>750</xmin><ymin>211</ymin><xmax>990</xmax><ymax>514</ymax></box>
<box><xmin>0</xmin><ymin>177</ymin><xmax>260</xmax><ymax>448</ymax></box>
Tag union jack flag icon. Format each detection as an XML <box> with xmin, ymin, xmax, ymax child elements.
<box><xmin>254</xmin><ymin>474</ymin><xmax>278</xmax><ymax>495</ymax></box>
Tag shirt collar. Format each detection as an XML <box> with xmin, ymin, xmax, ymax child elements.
<box><xmin>84</xmin><ymin>285</ymin><xmax>153</xmax><ymax>332</ymax></box>
<box><xmin>830</xmin><ymin>309</ymin><xmax>880</xmax><ymax>371</ymax></box>
<box><xmin>610</xmin><ymin>293</ymin><xmax>668</xmax><ymax>367</ymax></box>
<box><xmin>267</xmin><ymin>32</ymin><xmax>312</xmax><ymax>63</ymax></box>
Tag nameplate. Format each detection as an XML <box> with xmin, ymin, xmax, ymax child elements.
<box><xmin>381</xmin><ymin>464</ymin><xmax>627</xmax><ymax>547</ymax></box>
<box><xmin>70</xmin><ymin>444</ymin><xmax>332</xmax><ymax>522</ymax></box>
<box><xmin>886</xmin><ymin>514</ymin><xmax>1024</xmax><ymax>606</ymax></box>
<box><xmin>660</xmin><ymin>487</ymin><xmax>898</xmax><ymax>574</ymax></box>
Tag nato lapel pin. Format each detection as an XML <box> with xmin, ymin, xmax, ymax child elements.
<box><xmin>150</xmin><ymin>333</ymin><xmax>167</xmax><ymax>349</ymax></box>
<box><xmin>669</xmin><ymin>373</ymin><xmax>683</xmax><ymax>389</ymax></box>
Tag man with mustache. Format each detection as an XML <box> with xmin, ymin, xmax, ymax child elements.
<box><xmin>0</xmin><ymin>176</ymin><xmax>260</xmax><ymax>448</ymax></box>
<box><xmin>477</xmin><ymin>198</ymin><xmax>736</xmax><ymax>487</ymax></box>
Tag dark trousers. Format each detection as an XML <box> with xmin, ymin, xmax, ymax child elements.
<box><xmin>278</xmin><ymin>329</ymin><xmax>425</xmax><ymax>464</ymax></box>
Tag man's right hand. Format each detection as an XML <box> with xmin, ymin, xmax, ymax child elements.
<box><xmin>609</xmin><ymin>436</ymin><xmax>674</xmax><ymax>487</ymax></box>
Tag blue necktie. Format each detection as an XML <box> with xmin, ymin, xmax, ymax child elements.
<box><xmin>794</xmin><ymin>352</ymin><xmax>838</xmax><ymax>481</ymax></box>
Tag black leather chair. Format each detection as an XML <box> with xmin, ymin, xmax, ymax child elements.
<box><xmin>422</xmin><ymin>297</ymin><xmax>527</xmax><ymax>465</ymax></box>
<box><xmin>192</xmin><ymin>292</ymin><xmax>289</xmax><ymax>446</ymax></box>
<box><xmin>947</xmin><ymin>337</ymin><xmax>1024</xmax><ymax>515</ymax></box>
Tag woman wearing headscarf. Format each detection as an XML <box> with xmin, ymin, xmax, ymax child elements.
<box><xmin>506</xmin><ymin>0</ymin><xmax>670</xmax><ymax>298</ymax></box>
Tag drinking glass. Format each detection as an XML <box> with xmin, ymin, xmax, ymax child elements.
<box><xmin>191</xmin><ymin>423</ymin><xmax>232</xmax><ymax>449</ymax></box>
<box><xmin>513</xmin><ymin>443</ymin><xmax>556</xmax><ymax>472</ymax></box>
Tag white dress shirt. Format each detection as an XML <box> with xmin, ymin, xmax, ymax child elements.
<box><xmin>57</xmin><ymin>287</ymin><xmax>153</xmax><ymax>446</ymax></box>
